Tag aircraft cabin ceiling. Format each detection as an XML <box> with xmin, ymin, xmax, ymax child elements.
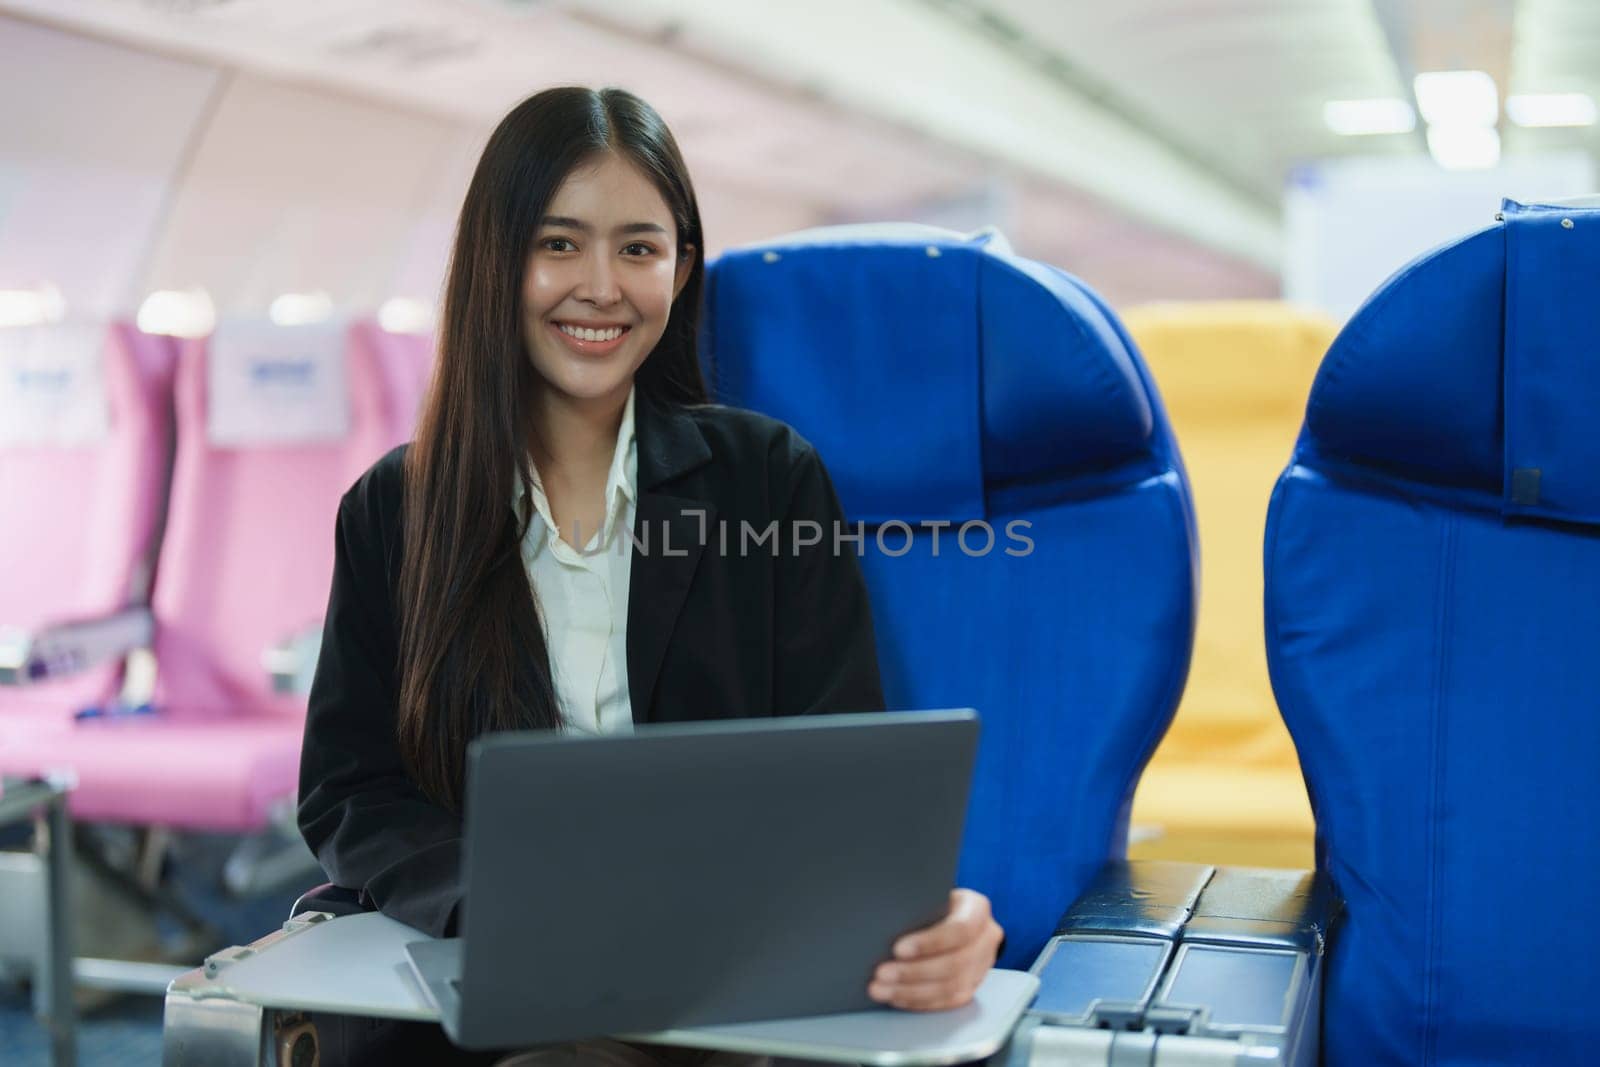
<box><xmin>0</xmin><ymin>0</ymin><xmax>1595</xmax><ymax>309</ymax></box>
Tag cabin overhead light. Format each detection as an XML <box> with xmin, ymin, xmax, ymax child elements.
<box><xmin>1426</xmin><ymin>124</ymin><xmax>1501</xmax><ymax>170</ymax></box>
<box><xmin>378</xmin><ymin>297</ymin><xmax>434</xmax><ymax>335</ymax></box>
<box><xmin>1324</xmin><ymin>98</ymin><xmax>1417</xmax><ymax>135</ymax></box>
<box><xmin>0</xmin><ymin>283</ymin><xmax>66</xmax><ymax>327</ymax></box>
<box><xmin>1414</xmin><ymin>70</ymin><xmax>1499</xmax><ymax>127</ymax></box>
<box><xmin>1507</xmin><ymin>92</ymin><xmax>1597</xmax><ymax>128</ymax></box>
<box><xmin>269</xmin><ymin>290</ymin><xmax>334</xmax><ymax>327</ymax></box>
<box><xmin>137</xmin><ymin>289</ymin><xmax>216</xmax><ymax>338</ymax></box>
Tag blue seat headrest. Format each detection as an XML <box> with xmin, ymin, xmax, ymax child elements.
<box><xmin>1305</xmin><ymin>197</ymin><xmax>1600</xmax><ymax>526</ymax></box>
<box><xmin>704</xmin><ymin>225</ymin><xmax>1155</xmax><ymax>523</ymax></box>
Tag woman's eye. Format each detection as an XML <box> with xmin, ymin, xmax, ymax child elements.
<box><xmin>622</xmin><ymin>242</ymin><xmax>656</xmax><ymax>257</ymax></box>
<box><xmin>542</xmin><ymin>237</ymin><xmax>576</xmax><ymax>253</ymax></box>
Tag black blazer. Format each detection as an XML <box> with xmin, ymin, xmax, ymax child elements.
<box><xmin>297</xmin><ymin>392</ymin><xmax>886</xmax><ymax>937</ymax></box>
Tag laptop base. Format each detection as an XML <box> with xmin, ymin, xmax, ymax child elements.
<box><xmin>405</xmin><ymin>930</ymin><xmax>1036</xmax><ymax>1065</ymax></box>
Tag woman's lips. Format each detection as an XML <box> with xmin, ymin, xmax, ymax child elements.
<box><xmin>549</xmin><ymin>321</ymin><xmax>631</xmax><ymax>357</ymax></box>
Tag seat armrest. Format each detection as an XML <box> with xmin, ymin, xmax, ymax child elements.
<box><xmin>1143</xmin><ymin>867</ymin><xmax>1336</xmax><ymax>1061</ymax></box>
<box><xmin>0</xmin><ymin>607</ymin><xmax>153</xmax><ymax>686</ymax></box>
<box><xmin>290</xmin><ymin>881</ymin><xmax>366</xmax><ymax>920</ymax></box>
<box><xmin>261</xmin><ymin>623</ymin><xmax>323</xmax><ymax>695</ymax></box>
<box><xmin>1053</xmin><ymin>859</ymin><xmax>1215</xmax><ymax>939</ymax></box>
<box><xmin>1028</xmin><ymin>861</ymin><xmax>1212</xmax><ymax>1031</ymax></box>
<box><xmin>1182</xmin><ymin>865</ymin><xmax>1338</xmax><ymax>953</ymax></box>
<box><xmin>1020</xmin><ymin>861</ymin><xmax>1337</xmax><ymax>1065</ymax></box>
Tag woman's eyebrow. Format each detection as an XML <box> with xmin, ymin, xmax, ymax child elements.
<box><xmin>540</xmin><ymin>215</ymin><xmax>667</xmax><ymax>236</ymax></box>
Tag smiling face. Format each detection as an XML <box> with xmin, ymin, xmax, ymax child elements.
<box><xmin>521</xmin><ymin>151</ymin><xmax>694</xmax><ymax>412</ymax></box>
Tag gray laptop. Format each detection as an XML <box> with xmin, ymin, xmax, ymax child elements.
<box><xmin>404</xmin><ymin>709</ymin><xmax>979</xmax><ymax>1050</ymax></box>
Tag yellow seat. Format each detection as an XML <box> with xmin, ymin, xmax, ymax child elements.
<box><xmin>1123</xmin><ymin>301</ymin><xmax>1337</xmax><ymax>868</ymax></box>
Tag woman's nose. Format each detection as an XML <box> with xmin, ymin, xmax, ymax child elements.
<box><xmin>574</xmin><ymin>253</ymin><xmax>620</xmax><ymax>305</ymax></box>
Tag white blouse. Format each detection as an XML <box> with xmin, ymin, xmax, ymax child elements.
<box><xmin>514</xmin><ymin>387</ymin><xmax>636</xmax><ymax>735</ymax></box>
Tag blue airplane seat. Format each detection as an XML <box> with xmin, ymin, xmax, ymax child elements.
<box><xmin>703</xmin><ymin>225</ymin><xmax>1198</xmax><ymax>969</ymax></box>
<box><xmin>1265</xmin><ymin>199</ymin><xmax>1600</xmax><ymax>1065</ymax></box>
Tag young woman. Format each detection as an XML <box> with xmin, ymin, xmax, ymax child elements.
<box><xmin>297</xmin><ymin>86</ymin><xmax>1003</xmax><ymax>1064</ymax></box>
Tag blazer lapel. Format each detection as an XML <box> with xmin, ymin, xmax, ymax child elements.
<box><xmin>627</xmin><ymin>393</ymin><xmax>715</xmax><ymax>723</ymax></box>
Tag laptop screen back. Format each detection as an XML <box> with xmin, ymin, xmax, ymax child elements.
<box><xmin>454</xmin><ymin>710</ymin><xmax>978</xmax><ymax>1049</ymax></box>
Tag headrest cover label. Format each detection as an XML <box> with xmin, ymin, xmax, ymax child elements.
<box><xmin>207</xmin><ymin>319</ymin><xmax>349</xmax><ymax>447</ymax></box>
<box><xmin>0</xmin><ymin>323</ymin><xmax>109</xmax><ymax>447</ymax></box>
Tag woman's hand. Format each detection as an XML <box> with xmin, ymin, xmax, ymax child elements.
<box><xmin>867</xmin><ymin>888</ymin><xmax>1004</xmax><ymax>1011</ymax></box>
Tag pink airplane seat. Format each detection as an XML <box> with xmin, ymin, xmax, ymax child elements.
<box><xmin>0</xmin><ymin>321</ymin><xmax>176</xmax><ymax>722</ymax></box>
<box><xmin>2</xmin><ymin>317</ymin><xmax>415</xmax><ymax>831</ymax></box>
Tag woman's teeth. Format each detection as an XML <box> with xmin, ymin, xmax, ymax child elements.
<box><xmin>558</xmin><ymin>324</ymin><xmax>626</xmax><ymax>342</ymax></box>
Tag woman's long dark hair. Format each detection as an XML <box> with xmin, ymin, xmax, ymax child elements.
<box><xmin>397</xmin><ymin>87</ymin><xmax>707</xmax><ymax>811</ymax></box>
